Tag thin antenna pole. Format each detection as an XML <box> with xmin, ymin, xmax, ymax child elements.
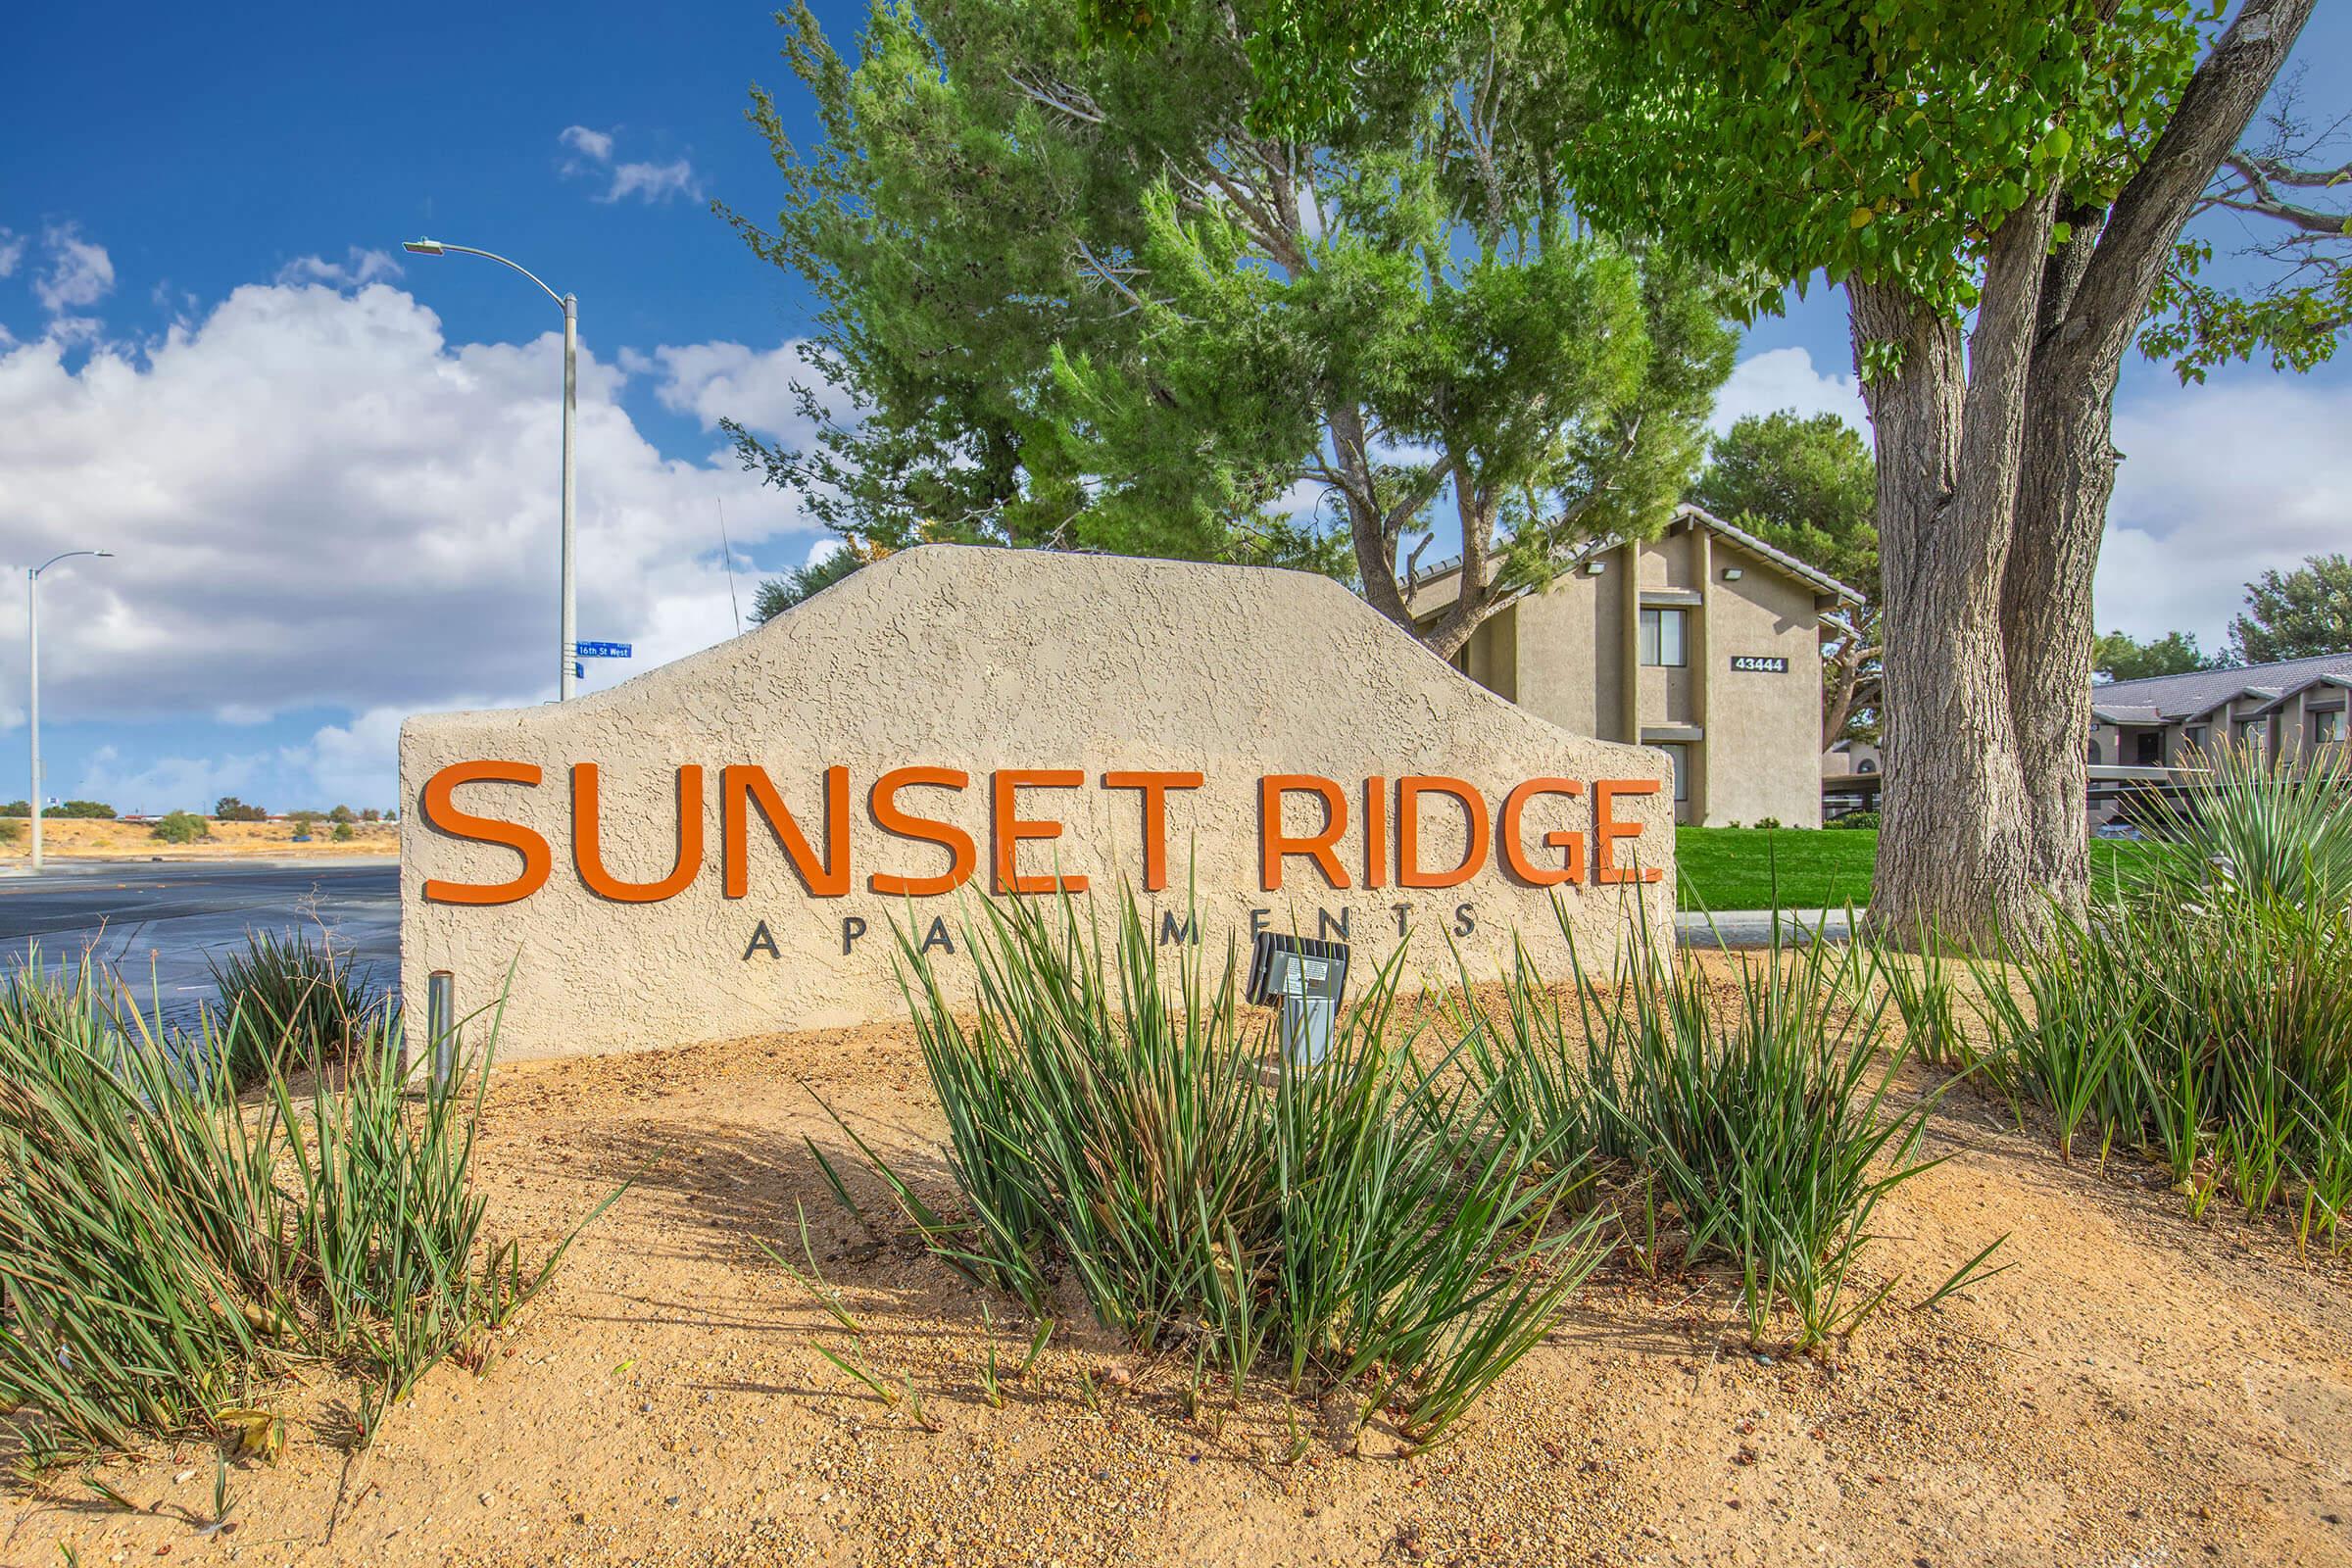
<box><xmin>716</xmin><ymin>498</ymin><xmax>743</xmax><ymax>636</ymax></box>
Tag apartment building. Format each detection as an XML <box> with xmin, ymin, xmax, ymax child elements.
<box><xmin>1410</xmin><ymin>505</ymin><xmax>1859</xmax><ymax>826</ymax></box>
<box><xmin>2089</xmin><ymin>652</ymin><xmax>2352</xmax><ymax>768</ymax></box>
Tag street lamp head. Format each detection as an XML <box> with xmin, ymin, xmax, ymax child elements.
<box><xmin>94</xmin><ymin>551</ymin><xmax>114</xmax><ymax>559</ymax></box>
<box><xmin>402</xmin><ymin>237</ymin><xmax>446</xmax><ymax>257</ymax></box>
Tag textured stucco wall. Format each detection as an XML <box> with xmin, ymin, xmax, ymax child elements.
<box><xmin>1698</xmin><ymin>547</ymin><xmax>1827</xmax><ymax>827</ymax></box>
<box><xmin>400</xmin><ymin>547</ymin><xmax>1676</xmax><ymax>1060</ymax></box>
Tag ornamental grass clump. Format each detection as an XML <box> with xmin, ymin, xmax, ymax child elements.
<box><xmin>0</xmin><ymin>959</ymin><xmax>615</xmax><ymax>1464</ymax></box>
<box><xmin>1966</xmin><ymin>744</ymin><xmax>2352</xmax><ymax>1250</ymax></box>
<box><xmin>1460</xmin><ymin>907</ymin><xmax>1979</xmax><ymax>1351</ymax></box>
<box><xmin>206</xmin><ymin>926</ymin><xmax>378</xmax><ymax>1086</ymax></box>
<box><xmin>841</xmin><ymin>894</ymin><xmax>1605</xmax><ymax>1448</ymax></box>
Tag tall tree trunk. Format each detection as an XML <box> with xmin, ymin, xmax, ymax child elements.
<box><xmin>1862</xmin><ymin>0</ymin><xmax>2313</xmax><ymax>946</ymax></box>
<box><xmin>2003</xmin><ymin>0</ymin><xmax>2314</xmax><ymax>909</ymax></box>
<box><xmin>1853</xmin><ymin>193</ymin><xmax>2057</xmax><ymax>948</ymax></box>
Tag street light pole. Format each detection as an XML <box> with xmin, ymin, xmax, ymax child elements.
<box><xmin>26</xmin><ymin>550</ymin><xmax>113</xmax><ymax>873</ymax></box>
<box><xmin>560</xmin><ymin>291</ymin><xmax>577</xmax><ymax>702</ymax></box>
<box><xmin>402</xmin><ymin>237</ymin><xmax>578</xmax><ymax>701</ymax></box>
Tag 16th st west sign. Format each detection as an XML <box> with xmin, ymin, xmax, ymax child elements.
<box><xmin>400</xmin><ymin>549</ymin><xmax>1676</xmax><ymax>1058</ymax></box>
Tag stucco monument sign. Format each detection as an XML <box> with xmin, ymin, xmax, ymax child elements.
<box><xmin>399</xmin><ymin>547</ymin><xmax>1676</xmax><ymax>1059</ymax></box>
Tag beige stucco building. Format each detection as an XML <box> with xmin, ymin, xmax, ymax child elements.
<box><xmin>1410</xmin><ymin>506</ymin><xmax>1858</xmax><ymax>828</ymax></box>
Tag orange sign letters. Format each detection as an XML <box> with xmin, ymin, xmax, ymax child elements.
<box><xmin>416</xmin><ymin>762</ymin><xmax>1663</xmax><ymax>906</ymax></box>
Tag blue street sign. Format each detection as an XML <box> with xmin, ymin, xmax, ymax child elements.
<box><xmin>572</xmin><ymin>662</ymin><xmax>585</xmax><ymax>680</ymax></box>
<box><xmin>574</xmin><ymin>640</ymin><xmax>633</xmax><ymax>659</ymax></box>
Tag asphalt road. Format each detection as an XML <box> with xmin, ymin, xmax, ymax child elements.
<box><xmin>0</xmin><ymin>858</ymin><xmax>399</xmax><ymax>1023</ymax></box>
<box><xmin>0</xmin><ymin>858</ymin><xmax>1838</xmax><ymax>1032</ymax></box>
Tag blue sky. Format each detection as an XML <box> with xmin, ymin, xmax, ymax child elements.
<box><xmin>2</xmin><ymin>3</ymin><xmax>2346</xmax><ymax>814</ymax></box>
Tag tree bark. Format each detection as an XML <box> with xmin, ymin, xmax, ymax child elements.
<box><xmin>1854</xmin><ymin>192</ymin><xmax>2058</xmax><ymax>947</ymax></box>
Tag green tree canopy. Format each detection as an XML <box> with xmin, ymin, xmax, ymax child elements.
<box><xmin>722</xmin><ymin>0</ymin><xmax>1737</xmax><ymax>657</ymax></box>
<box><xmin>1692</xmin><ymin>411</ymin><xmax>1878</xmax><ymax>748</ymax></box>
<box><xmin>1091</xmin><ymin>0</ymin><xmax>2325</xmax><ymax>948</ymax></box>
<box><xmin>2228</xmin><ymin>553</ymin><xmax>2352</xmax><ymax>663</ymax></box>
<box><xmin>751</xmin><ymin>544</ymin><xmax>870</xmax><ymax>626</ymax></box>
<box><xmin>2091</xmin><ymin>628</ymin><xmax>2218</xmax><ymax>681</ymax></box>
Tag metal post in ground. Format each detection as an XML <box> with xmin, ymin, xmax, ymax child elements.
<box><xmin>427</xmin><ymin>969</ymin><xmax>457</xmax><ymax>1094</ymax></box>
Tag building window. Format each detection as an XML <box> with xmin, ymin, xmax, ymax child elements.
<box><xmin>2086</xmin><ymin>740</ymin><xmax>2103</xmax><ymax>765</ymax></box>
<box><xmin>1640</xmin><ymin>607</ymin><xmax>1688</xmax><ymax>667</ymax></box>
<box><xmin>2134</xmin><ymin>731</ymin><xmax>2162</xmax><ymax>766</ymax></box>
<box><xmin>1658</xmin><ymin>743</ymin><xmax>1690</xmax><ymax>803</ymax></box>
<box><xmin>2318</xmin><ymin>709</ymin><xmax>2347</xmax><ymax>745</ymax></box>
<box><xmin>2240</xmin><ymin>718</ymin><xmax>2268</xmax><ymax>758</ymax></box>
<box><xmin>2184</xmin><ymin>724</ymin><xmax>2206</xmax><ymax>752</ymax></box>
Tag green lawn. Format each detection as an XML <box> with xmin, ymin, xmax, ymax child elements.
<box><xmin>1674</xmin><ymin>826</ymin><xmax>2167</xmax><ymax>911</ymax></box>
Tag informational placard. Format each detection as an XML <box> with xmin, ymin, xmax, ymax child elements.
<box><xmin>401</xmin><ymin>547</ymin><xmax>1675</xmax><ymax>1059</ymax></box>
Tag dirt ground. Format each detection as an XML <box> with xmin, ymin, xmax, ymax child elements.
<box><xmin>6</xmin><ymin>954</ymin><xmax>2349</xmax><ymax>1568</ymax></box>
<box><xmin>0</xmin><ymin>817</ymin><xmax>398</xmax><ymax>860</ymax></box>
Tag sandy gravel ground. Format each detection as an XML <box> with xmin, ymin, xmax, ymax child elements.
<box><xmin>0</xmin><ymin>818</ymin><xmax>398</xmax><ymax>861</ymax></box>
<box><xmin>6</xmin><ymin>955</ymin><xmax>2349</xmax><ymax>1567</ymax></box>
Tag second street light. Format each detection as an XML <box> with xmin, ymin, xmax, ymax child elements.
<box><xmin>402</xmin><ymin>236</ymin><xmax>579</xmax><ymax>702</ymax></box>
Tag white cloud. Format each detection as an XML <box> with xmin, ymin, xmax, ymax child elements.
<box><xmin>0</xmin><ymin>278</ymin><xmax>820</xmax><ymax>755</ymax></box>
<box><xmin>1710</xmin><ymin>346</ymin><xmax>1871</xmax><ymax>440</ymax></box>
<box><xmin>604</xmin><ymin>160</ymin><xmax>700</xmax><ymax>205</ymax></box>
<box><xmin>559</xmin><ymin>123</ymin><xmax>701</xmax><ymax>205</ymax></box>
<box><xmin>274</xmin><ymin>247</ymin><xmax>404</xmax><ymax>288</ymax></box>
<box><xmin>2095</xmin><ymin>373</ymin><xmax>2352</xmax><ymax>649</ymax></box>
<box><xmin>33</xmin><ymin>223</ymin><xmax>114</xmax><ymax>314</ymax></box>
<box><xmin>0</xmin><ymin>228</ymin><xmax>24</xmax><ymax>278</ymax></box>
<box><xmin>627</xmin><ymin>339</ymin><xmax>820</xmax><ymax>442</ymax></box>
<box><xmin>559</xmin><ymin>123</ymin><xmax>614</xmax><ymax>163</ymax></box>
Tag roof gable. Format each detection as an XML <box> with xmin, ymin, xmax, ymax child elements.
<box><xmin>1409</xmin><ymin>504</ymin><xmax>1862</xmax><ymax>605</ymax></box>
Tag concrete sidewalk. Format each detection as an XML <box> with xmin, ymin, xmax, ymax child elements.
<box><xmin>1675</xmin><ymin>907</ymin><xmax>1859</xmax><ymax>947</ymax></box>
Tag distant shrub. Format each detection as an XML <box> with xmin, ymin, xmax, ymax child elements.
<box><xmin>1827</xmin><ymin>810</ymin><xmax>1879</xmax><ymax>830</ymax></box>
<box><xmin>331</xmin><ymin>821</ymin><xmax>354</xmax><ymax>842</ymax></box>
<box><xmin>328</xmin><ymin>805</ymin><xmax>356</xmax><ymax>824</ymax></box>
<box><xmin>214</xmin><ymin>796</ymin><xmax>268</xmax><ymax>822</ymax></box>
<box><xmin>1753</xmin><ymin>816</ymin><xmax>1785</xmax><ymax>831</ymax></box>
<box><xmin>361</xmin><ymin>808</ymin><xmax>381</xmax><ymax>822</ymax></box>
<box><xmin>290</xmin><ymin>809</ymin><xmax>318</xmax><ymax>842</ymax></box>
<box><xmin>0</xmin><ymin>801</ymin><xmax>24</xmax><ymax>817</ymax></box>
<box><xmin>150</xmin><ymin>811</ymin><xmax>209</xmax><ymax>844</ymax></box>
<box><xmin>0</xmin><ymin>819</ymin><xmax>19</xmax><ymax>844</ymax></box>
<box><xmin>53</xmin><ymin>801</ymin><xmax>115</xmax><ymax>820</ymax></box>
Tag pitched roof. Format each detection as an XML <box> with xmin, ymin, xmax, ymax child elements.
<box><xmin>1409</xmin><ymin>504</ymin><xmax>1862</xmax><ymax>604</ymax></box>
<box><xmin>2092</xmin><ymin>651</ymin><xmax>2352</xmax><ymax>721</ymax></box>
<box><xmin>2090</xmin><ymin>702</ymin><xmax>2163</xmax><ymax>726</ymax></box>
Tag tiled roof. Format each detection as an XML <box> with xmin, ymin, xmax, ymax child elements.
<box><xmin>2093</xmin><ymin>652</ymin><xmax>2352</xmax><ymax>721</ymax></box>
